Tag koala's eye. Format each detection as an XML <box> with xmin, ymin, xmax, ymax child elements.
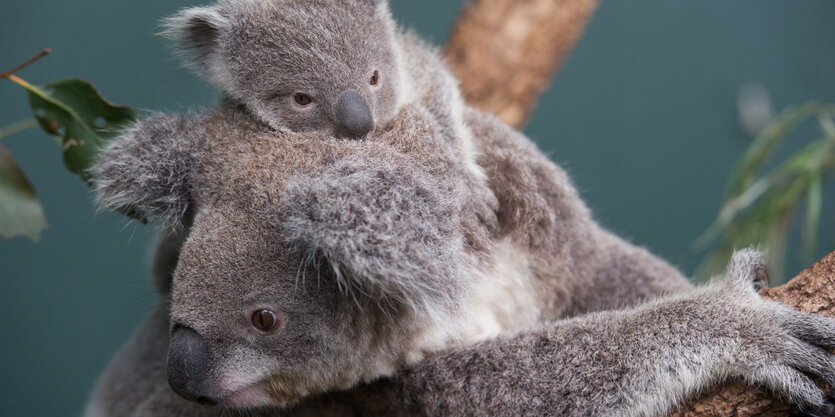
<box><xmin>251</xmin><ymin>309</ymin><xmax>277</xmax><ymax>332</ymax></box>
<box><xmin>370</xmin><ymin>70</ymin><xmax>381</xmax><ymax>87</ymax></box>
<box><xmin>294</xmin><ymin>93</ymin><xmax>313</xmax><ymax>106</ymax></box>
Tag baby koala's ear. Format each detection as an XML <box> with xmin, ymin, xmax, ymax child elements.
<box><xmin>162</xmin><ymin>6</ymin><xmax>229</xmax><ymax>74</ymax></box>
<box><xmin>280</xmin><ymin>156</ymin><xmax>467</xmax><ymax>317</ymax></box>
<box><xmin>353</xmin><ymin>0</ymin><xmax>389</xmax><ymax>13</ymax></box>
<box><xmin>91</xmin><ymin>114</ymin><xmax>194</xmax><ymax>227</ymax></box>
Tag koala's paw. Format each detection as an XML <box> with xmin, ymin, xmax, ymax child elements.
<box><xmin>722</xmin><ymin>250</ymin><xmax>835</xmax><ymax>409</ymax></box>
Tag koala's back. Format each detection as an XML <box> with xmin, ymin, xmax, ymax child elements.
<box><xmin>393</xmin><ymin>28</ymin><xmax>693</xmax><ymax>318</ymax></box>
<box><xmin>388</xmin><ymin>31</ymin><xmax>693</xmax><ymax>320</ymax></box>
<box><xmin>464</xmin><ymin>107</ymin><xmax>692</xmax><ymax>317</ymax></box>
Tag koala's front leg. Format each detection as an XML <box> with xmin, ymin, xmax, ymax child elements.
<box><xmin>358</xmin><ymin>250</ymin><xmax>835</xmax><ymax>417</ymax></box>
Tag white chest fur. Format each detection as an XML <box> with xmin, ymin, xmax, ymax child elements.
<box><xmin>405</xmin><ymin>238</ymin><xmax>542</xmax><ymax>364</ymax></box>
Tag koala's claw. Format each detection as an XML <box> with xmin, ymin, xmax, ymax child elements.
<box><xmin>793</xmin><ymin>402</ymin><xmax>835</xmax><ymax>417</ymax></box>
<box><xmin>747</xmin><ymin>307</ymin><xmax>835</xmax><ymax>409</ymax></box>
<box><xmin>785</xmin><ymin>309</ymin><xmax>835</xmax><ymax>351</ymax></box>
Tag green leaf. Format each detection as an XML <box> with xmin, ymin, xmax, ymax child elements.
<box><xmin>0</xmin><ymin>144</ymin><xmax>47</xmax><ymax>241</ymax></box>
<box><xmin>724</xmin><ymin>103</ymin><xmax>835</xmax><ymax>199</ymax></box>
<box><xmin>11</xmin><ymin>77</ymin><xmax>137</xmax><ymax>183</ymax></box>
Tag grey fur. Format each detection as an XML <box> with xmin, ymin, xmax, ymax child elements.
<box><xmin>162</xmin><ymin>0</ymin><xmax>402</xmax><ymax>135</ymax></box>
<box><xmin>345</xmin><ymin>251</ymin><xmax>835</xmax><ymax>417</ymax></box>
<box><xmin>92</xmin><ymin>114</ymin><xmax>196</xmax><ymax>227</ymax></box>
<box><xmin>280</xmin><ymin>157</ymin><xmax>468</xmax><ymax>317</ymax></box>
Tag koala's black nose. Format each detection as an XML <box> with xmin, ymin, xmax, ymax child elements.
<box><xmin>334</xmin><ymin>92</ymin><xmax>374</xmax><ymax>139</ymax></box>
<box><xmin>167</xmin><ymin>326</ymin><xmax>220</xmax><ymax>405</ymax></box>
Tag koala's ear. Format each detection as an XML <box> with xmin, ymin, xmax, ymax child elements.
<box><xmin>91</xmin><ymin>114</ymin><xmax>194</xmax><ymax>227</ymax></box>
<box><xmin>162</xmin><ymin>6</ymin><xmax>228</xmax><ymax>72</ymax></box>
<box><xmin>724</xmin><ymin>249</ymin><xmax>769</xmax><ymax>291</ymax></box>
<box><xmin>280</xmin><ymin>157</ymin><xmax>467</xmax><ymax>318</ymax></box>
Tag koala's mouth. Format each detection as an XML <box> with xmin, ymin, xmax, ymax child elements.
<box><xmin>218</xmin><ymin>381</ymin><xmax>273</xmax><ymax>408</ymax></box>
<box><xmin>219</xmin><ymin>375</ymin><xmax>306</xmax><ymax>408</ymax></box>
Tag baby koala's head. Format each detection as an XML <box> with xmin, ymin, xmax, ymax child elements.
<box><xmin>165</xmin><ymin>0</ymin><xmax>402</xmax><ymax>139</ymax></box>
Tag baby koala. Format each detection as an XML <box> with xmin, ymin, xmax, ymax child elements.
<box><xmin>163</xmin><ymin>0</ymin><xmax>467</xmax><ymax>143</ymax></box>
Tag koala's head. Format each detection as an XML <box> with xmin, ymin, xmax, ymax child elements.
<box><xmin>165</xmin><ymin>0</ymin><xmax>402</xmax><ymax>139</ymax></box>
<box><xmin>92</xmin><ymin>113</ymin><xmax>468</xmax><ymax>408</ymax></box>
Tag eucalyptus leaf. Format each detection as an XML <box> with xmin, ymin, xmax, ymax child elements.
<box><xmin>725</xmin><ymin>103</ymin><xmax>835</xmax><ymax>199</ymax></box>
<box><xmin>0</xmin><ymin>145</ymin><xmax>47</xmax><ymax>241</ymax></box>
<box><xmin>11</xmin><ymin>77</ymin><xmax>137</xmax><ymax>183</ymax></box>
<box><xmin>697</xmin><ymin>102</ymin><xmax>835</xmax><ymax>282</ymax></box>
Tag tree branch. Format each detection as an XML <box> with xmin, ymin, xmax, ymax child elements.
<box><xmin>0</xmin><ymin>49</ymin><xmax>51</xmax><ymax>79</ymax></box>
<box><xmin>444</xmin><ymin>0</ymin><xmax>599</xmax><ymax>128</ymax></box>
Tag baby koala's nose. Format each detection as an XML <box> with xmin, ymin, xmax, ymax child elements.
<box><xmin>334</xmin><ymin>92</ymin><xmax>374</xmax><ymax>139</ymax></box>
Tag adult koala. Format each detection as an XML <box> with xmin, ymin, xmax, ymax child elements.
<box><xmin>86</xmin><ymin>102</ymin><xmax>835</xmax><ymax>416</ymax></box>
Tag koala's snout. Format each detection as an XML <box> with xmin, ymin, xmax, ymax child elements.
<box><xmin>167</xmin><ymin>326</ymin><xmax>220</xmax><ymax>405</ymax></box>
<box><xmin>334</xmin><ymin>91</ymin><xmax>374</xmax><ymax>139</ymax></box>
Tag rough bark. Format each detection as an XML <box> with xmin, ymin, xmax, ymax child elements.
<box><xmin>444</xmin><ymin>0</ymin><xmax>599</xmax><ymax>128</ymax></box>
<box><xmin>671</xmin><ymin>251</ymin><xmax>835</xmax><ymax>417</ymax></box>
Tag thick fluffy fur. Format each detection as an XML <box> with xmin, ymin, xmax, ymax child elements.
<box><xmin>280</xmin><ymin>157</ymin><xmax>468</xmax><ymax>317</ymax></box>
<box><xmin>345</xmin><ymin>251</ymin><xmax>835</xmax><ymax>417</ymax></box>
<box><xmin>163</xmin><ymin>0</ymin><xmax>401</xmax><ymax>136</ymax></box>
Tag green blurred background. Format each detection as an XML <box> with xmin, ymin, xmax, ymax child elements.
<box><xmin>1</xmin><ymin>0</ymin><xmax>833</xmax><ymax>415</ymax></box>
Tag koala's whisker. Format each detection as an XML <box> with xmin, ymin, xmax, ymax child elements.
<box><xmin>125</xmin><ymin>292</ymin><xmax>159</xmax><ymax>316</ymax></box>
<box><xmin>313</xmin><ymin>251</ymin><xmax>323</xmax><ymax>290</ymax></box>
<box><xmin>292</xmin><ymin>246</ymin><xmax>305</xmax><ymax>291</ymax></box>
<box><xmin>375</xmin><ymin>297</ymin><xmax>395</xmax><ymax>321</ymax></box>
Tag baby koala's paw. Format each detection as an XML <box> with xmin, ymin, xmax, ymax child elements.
<box><xmin>375</xmin><ymin>102</ymin><xmax>442</xmax><ymax>147</ymax></box>
<box><xmin>721</xmin><ymin>250</ymin><xmax>835</xmax><ymax>410</ymax></box>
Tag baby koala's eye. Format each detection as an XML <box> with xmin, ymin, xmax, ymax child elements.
<box><xmin>370</xmin><ymin>70</ymin><xmax>381</xmax><ymax>87</ymax></box>
<box><xmin>294</xmin><ymin>93</ymin><xmax>313</xmax><ymax>106</ymax></box>
<box><xmin>251</xmin><ymin>309</ymin><xmax>278</xmax><ymax>332</ymax></box>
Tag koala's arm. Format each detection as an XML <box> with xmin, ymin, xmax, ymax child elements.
<box><xmin>346</xmin><ymin>251</ymin><xmax>835</xmax><ymax>417</ymax></box>
<box><xmin>465</xmin><ymin>107</ymin><xmax>693</xmax><ymax>315</ymax></box>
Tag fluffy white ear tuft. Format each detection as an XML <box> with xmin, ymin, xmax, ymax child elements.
<box><xmin>279</xmin><ymin>157</ymin><xmax>468</xmax><ymax>320</ymax></box>
<box><xmin>161</xmin><ymin>7</ymin><xmax>229</xmax><ymax>73</ymax></box>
